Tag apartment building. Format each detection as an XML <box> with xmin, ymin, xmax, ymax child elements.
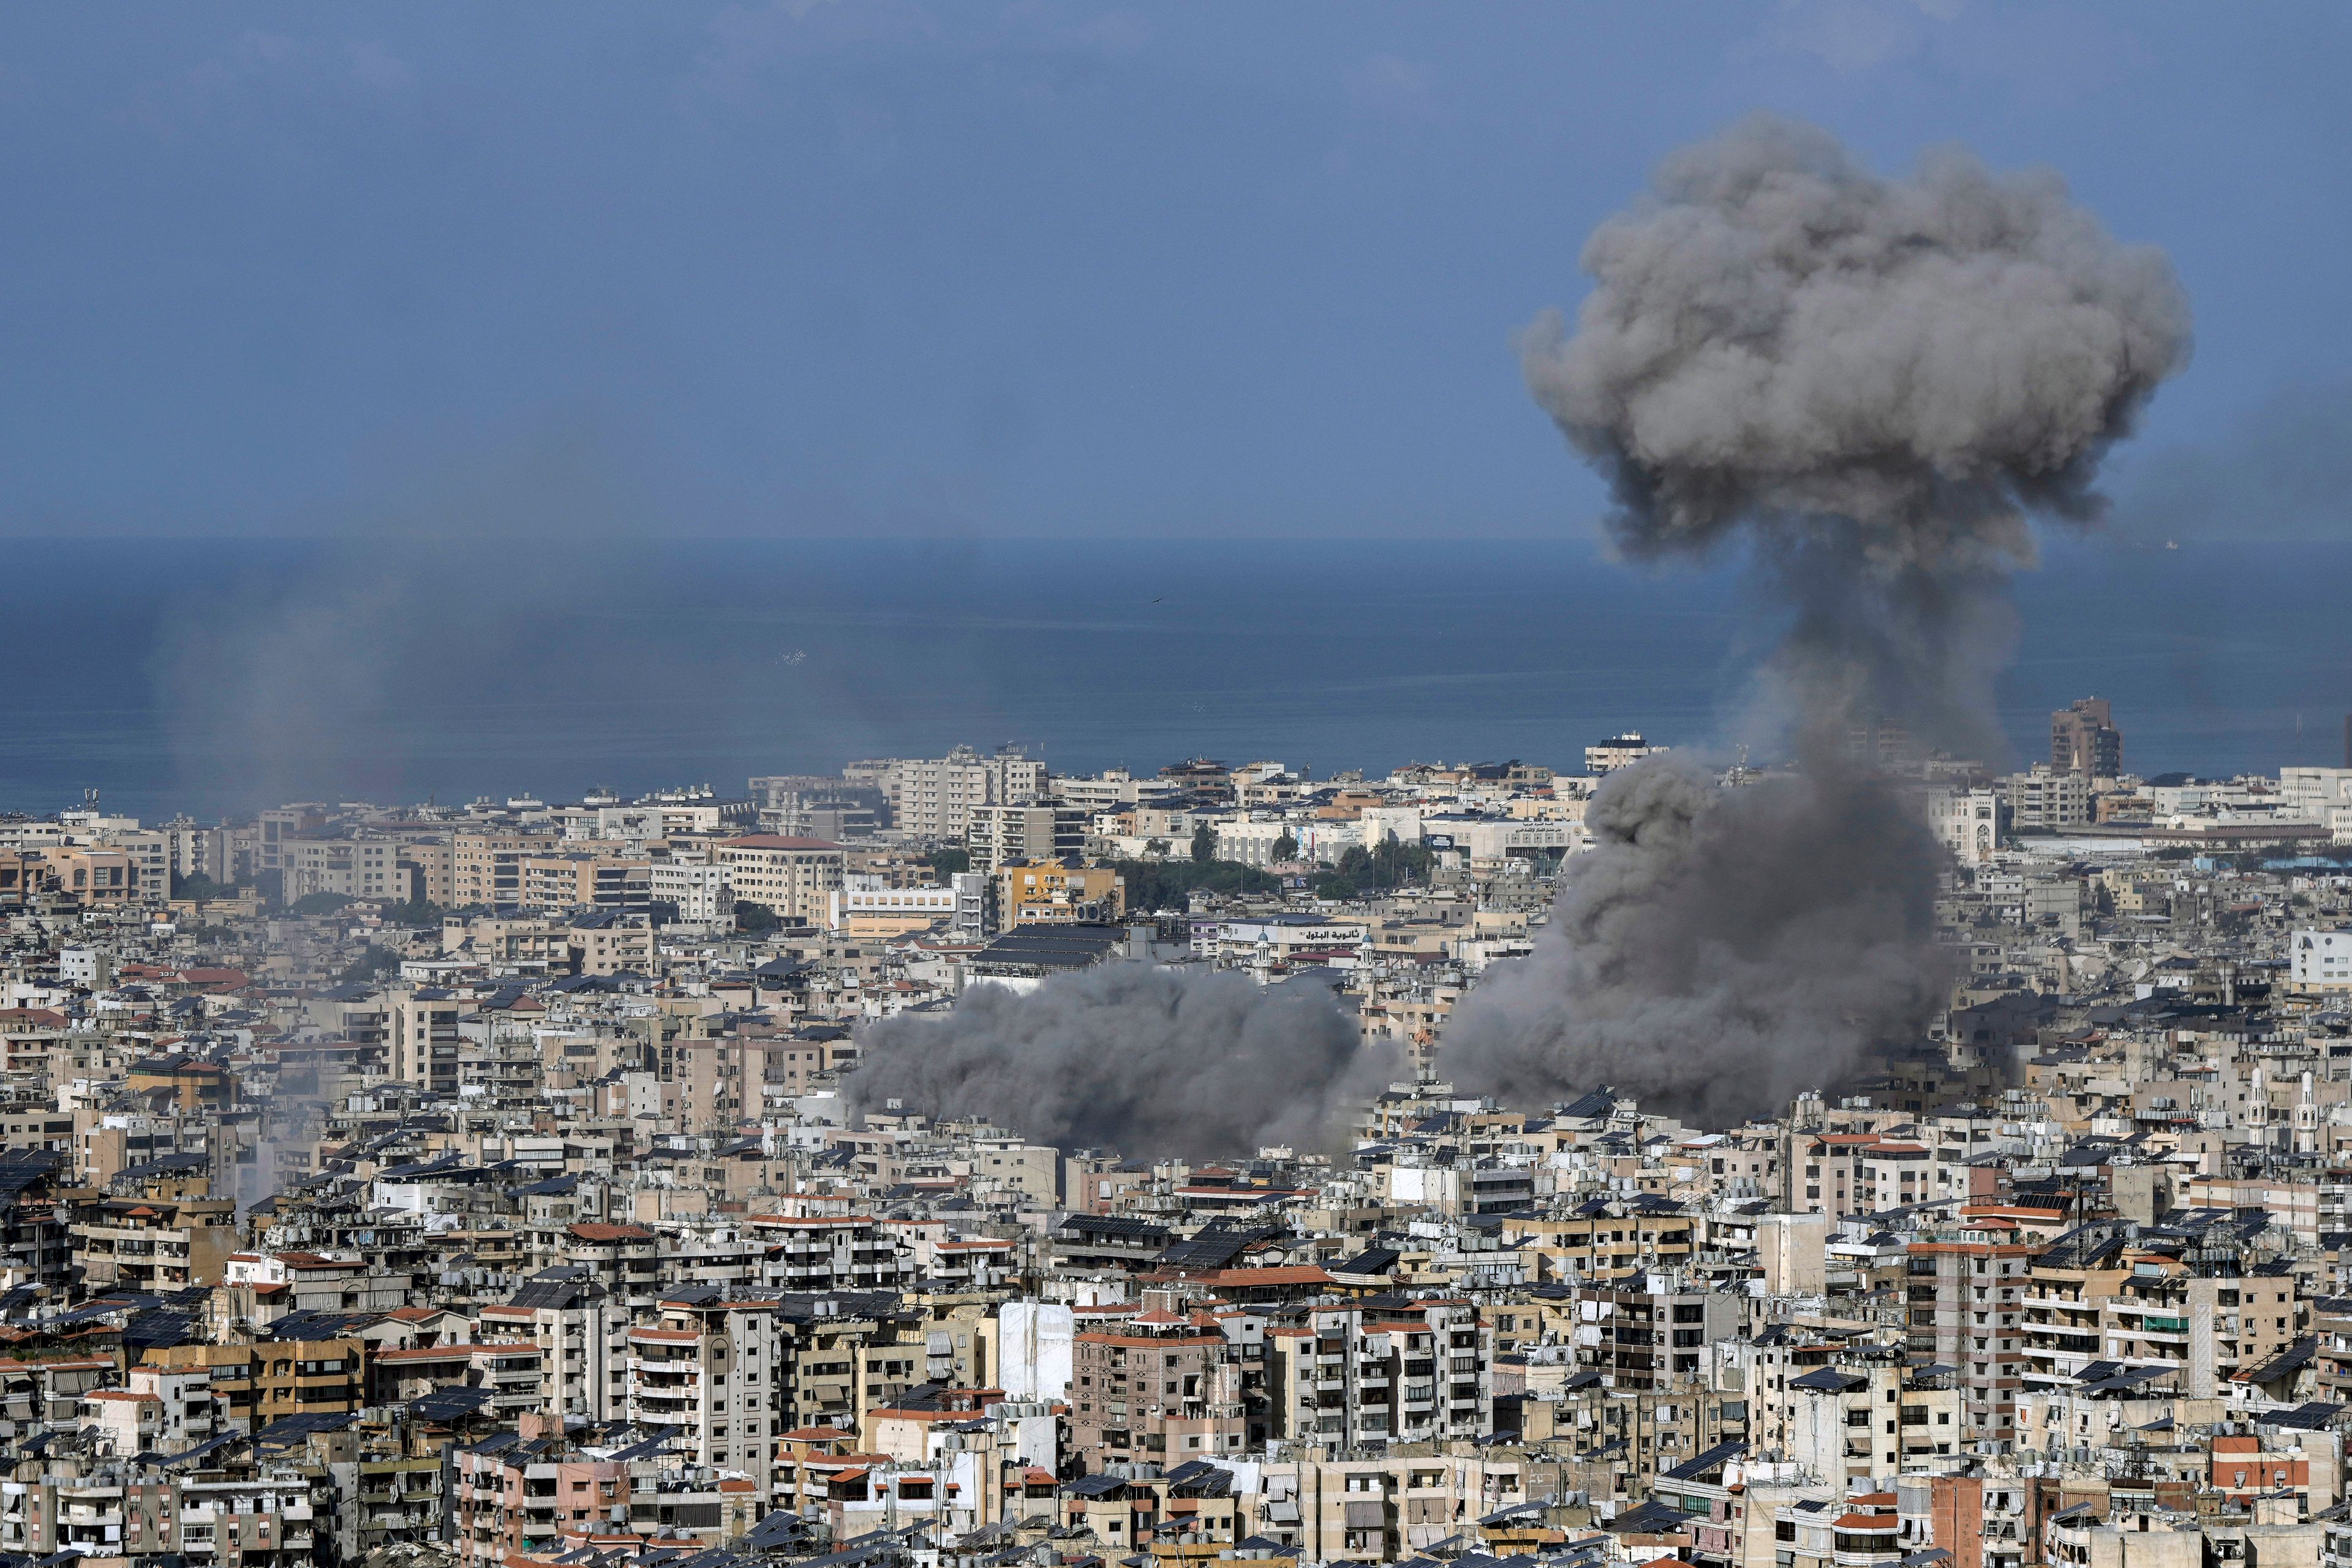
<box><xmin>967</xmin><ymin>804</ymin><xmax>1087</xmax><ymax>873</ymax></box>
<box><xmin>443</xmin><ymin>911</ymin><xmax>654</xmax><ymax>978</ymax></box>
<box><xmin>1051</xmin><ymin>769</ymin><xmax>1177</xmax><ymax>813</ymax></box>
<box><xmin>453</xmin><ymin>829</ymin><xmax>554</xmax><ymax>908</ymax></box>
<box><xmin>71</xmin><ymin>1196</ymin><xmax>238</xmax><ymax>1292</ymax></box>
<box><xmin>162</xmin><ymin>818</ymin><xmax>233</xmax><ymax>884</ymax></box>
<box><xmin>1904</xmin><ymin>1236</ymin><xmax>2040</xmax><ymax>1452</ymax></box>
<box><xmin>451</xmin><ymin>1439</ymin><xmax>631</xmax><ymax>1567</ymax></box>
<box><xmin>1572</xmin><ymin>1284</ymin><xmax>1743</xmax><ymax>1389</ymax></box>
<box><xmin>748</xmin><ymin>776</ymin><xmax>884</xmax><ymax>840</ymax></box>
<box><xmin>2293</xmin><ymin>930</ymin><xmax>2352</xmax><ymax>992</ymax></box>
<box><xmin>141</xmin><ymin>1339</ymin><xmax>367</xmax><ymax>1434</ymax></box>
<box><xmin>255</xmin><ymin>805</ymin><xmax>328</xmax><ymax>875</ymax></box>
<box><xmin>850</xmin><ymin>745</ymin><xmax>1045</xmax><ymax>843</ymax></box>
<box><xmin>1071</xmin><ymin>1310</ymin><xmax>1248</xmax><ymax>1469</ymax></box>
<box><xmin>627</xmin><ymin>1290</ymin><xmax>921</xmax><ymax>1498</ymax></box>
<box><xmin>746</xmin><ymin>1216</ymin><xmax>918</xmax><ymax>1294</ymax></box>
<box><xmin>1251</xmin><ymin>1446</ymin><xmax>1539</xmax><ymax>1562</ymax></box>
<box><xmin>1498</xmin><ymin>1204</ymin><xmax>1699</xmax><ymax>1284</ymax></box>
<box><xmin>2005</xmin><ymin>764</ymin><xmax>2092</xmax><ymax>831</ymax></box>
<box><xmin>281</xmin><ymin>835</ymin><xmax>404</xmax><ymax>903</ymax></box>
<box><xmin>1586</xmin><ymin>732</ymin><xmax>1661</xmax><ymax>775</ymax></box>
<box><xmin>2052</xmin><ymin>696</ymin><xmax>2123</xmax><ymax>777</ymax></box>
<box><xmin>650</xmin><ymin>861</ymin><xmax>734</xmax><ymax>924</ymax></box>
<box><xmin>13</xmin><ymin>844</ymin><xmax>146</xmax><ymax>908</ymax></box>
<box><xmin>827</xmin><ymin>881</ymin><xmax>959</xmax><ymax>937</ymax></box>
<box><xmin>94</xmin><ymin>827</ymin><xmax>171</xmax><ymax>905</ymax></box>
<box><xmin>995</xmin><ymin>860</ymin><xmax>1124</xmax><ymax>929</ymax></box>
<box><xmin>508</xmin><ymin>851</ymin><xmax>652</xmax><ymax>911</ymax></box>
<box><xmin>478</xmin><ymin>1274</ymin><xmax>631</xmax><ymax>1420</ymax></box>
<box><xmin>388</xmin><ymin>985</ymin><xmax>467</xmax><ymax>1093</ymax></box>
<box><xmin>1757</xmin><ymin>1355</ymin><xmax>1963</xmax><ymax>1483</ymax></box>
<box><xmin>1266</xmin><ymin>1297</ymin><xmax>1491</xmax><ymax>1449</ymax></box>
<box><xmin>709</xmin><ymin>835</ymin><xmax>845</xmax><ymax>925</ymax></box>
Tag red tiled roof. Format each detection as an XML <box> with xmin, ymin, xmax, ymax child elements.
<box><xmin>1198</xmin><ymin>1266</ymin><xmax>1333</xmax><ymax>1287</ymax></box>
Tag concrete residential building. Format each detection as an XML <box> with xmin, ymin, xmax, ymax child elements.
<box><xmin>1071</xmin><ymin>1309</ymin><xmax>1248</xmax><ymax>1469</ymax></box>
<box><xmin>2051</xmin><ymin>696</ymin><xmax>2123</xmax><ymax>777</ymax></box>
<box><xmin>709</xmin><ymin>835</ymin><xmax>845</xmax><ymax>925</ymax></box>
<box><xmin>649</xmin><ymin>861</ymin><xmax>735</xmax><ymax>924</ymax></box>
<box><xmin>1266</xmin><ymin>1297</ymin><xmax>1492</xmax><ymax>1450</ymax></box>
<box><xmin>967</xmin><ymin>804</ymin><xmax>1087</xmax><ymax>873</ymax></box>
<box><xmin>453</xmin><ymin>829</ymin><xmax>554</xmax><ymax>908</ymax></box>
<box><xmin>851</xmin><ymin>745</ymin><xmax>1045</xmax><ymax>843</ymax></box>
<box><xmin>2004</xmin><ymin>764</ymin><xmax>2092</xmax><ymax>831</ymax></box>
<box><xmin>2293</xmin><ymin>930</ymin><xmax>2352</xmax><ymax>992</ymax></box>
<box><xmin>828</xmin><ymin>881</ymin><xmax>959</xmax><ymax>937</ymax></box>
<box><xmin>281</xmin><ymin>836</ymin><xmax>404</xmax><ymax>904</ymax></box>
<box><xmin>995</xmin><ymin>861</ymin><xmax>1124</xmax><ymax>928</ymax></box>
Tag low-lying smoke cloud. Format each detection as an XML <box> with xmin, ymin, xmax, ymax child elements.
<box><xmin>1443</xmin><ymin>758</ymin><xmax>1947</xmax><ymax>1125</ymax></box>
<box><xmin>851</xmin><ymin>963</ymin><xmax>1397</xmax><ymax>1159</ymax></box>
<box><xmin>1446</xmin><ymin>115</ymin><xmax>2190</xmax><ymax>1120</ymax></box>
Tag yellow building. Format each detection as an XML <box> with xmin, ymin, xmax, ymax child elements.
<box><xmin>994</xmin><ymin>861</ymin><xmax>1123</xmax><ymax>928</ymax></box>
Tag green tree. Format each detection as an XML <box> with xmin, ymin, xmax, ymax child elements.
<box><xmin>1309</xmin><ymin>837</ymin><xmax>1434</xmax><ymax>900</ymax></box>
<box><xmin>1272</xmin><ymin>832</ymin><xmax>1299</xmax><ymax>863</ymax></box>
<box><xmin>1110</xmin><ymin>858</ymin><xmax>1279</xmax><ymax>912</ymax></box>
<box><xmin>1190</xmin><ymin>824</ymin><xmax>1215</xmax><ymax>863</ymax></box>
<box><xmin>736</xmin><ymin>900</ymin><xmax>780</xmax><ymax>933</ymax></box>
<box><xmin>925</xmin><ymin>846</ymin><xmax>971</xmax><ymax>878</ymax></box>
<box><xmin>340</xmin><ymin>945</ymin><xmax>401</xmax><ymax>982</ymax></box>
<box><xmin>288</xmin><ymin>891</ymin><xmax>358</xmax><ymax>917</ymax></box>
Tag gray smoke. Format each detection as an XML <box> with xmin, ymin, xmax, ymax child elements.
<box><xmin>1444</xmin><ymin>758</ymin><xmax>1945</xmax><ymax>1125</ymax></box>
<box><xmin>851</xmin><ymin>963</ymin><xmax>1398</xmax><ymax>1158</ymax></box>
<box><xmin>1523</xmin><ymin>112</ymin><xmax>2190</xmax><ymax>573</ymax></box>
<box><xmin>1446</xmin><ymin>115</ymin><xmax>2190</xmax><ymax>1121</ymax></box>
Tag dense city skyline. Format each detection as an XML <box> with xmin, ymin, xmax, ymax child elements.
<box><xmin>7</xmin><ymin>8</ymin><xmax>2352</xmax><ymax>1568</ymax></box>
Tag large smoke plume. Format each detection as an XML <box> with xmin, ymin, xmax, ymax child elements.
<box><xmin>1523</xmin><ymin>113</ymin><xmax>2188</xmax><ymax>572</ymax></box>
<box><xmin>1443</xmin><ymin>760</ymin><xmax>1944</xmax><ymax>1126</ymax></box>
<box><xmin>851</xmin><ymin>964</ymin><xmax>1396</xmax><ymax>1159</ymax></box>
<box><xmin>1445</xmin><ymin>115</ymin><xmax>2190</xmax><ymax>1121</ymax></box>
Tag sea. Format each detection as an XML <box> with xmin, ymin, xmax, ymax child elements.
<box><xmin>2</xmin><ymin>535</ymin><xmax>2348</xmax><ymax>822</ymax></box>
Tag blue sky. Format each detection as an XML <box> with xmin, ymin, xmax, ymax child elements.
<box><xmin>3</xmin><ymin>2</ymin><xmax>2348</xmax><ymax>539</ymax></box>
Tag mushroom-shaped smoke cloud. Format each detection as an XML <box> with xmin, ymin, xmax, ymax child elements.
<box><xmin>1522</xmin><ymin>112</ymin><xmax>2191</xmax><ymax>572</ymax></box>
<box><xmin>1446</xmin><ymin>115</ymin><xmax>2191</xmax><ymax>1121</ymax></box>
